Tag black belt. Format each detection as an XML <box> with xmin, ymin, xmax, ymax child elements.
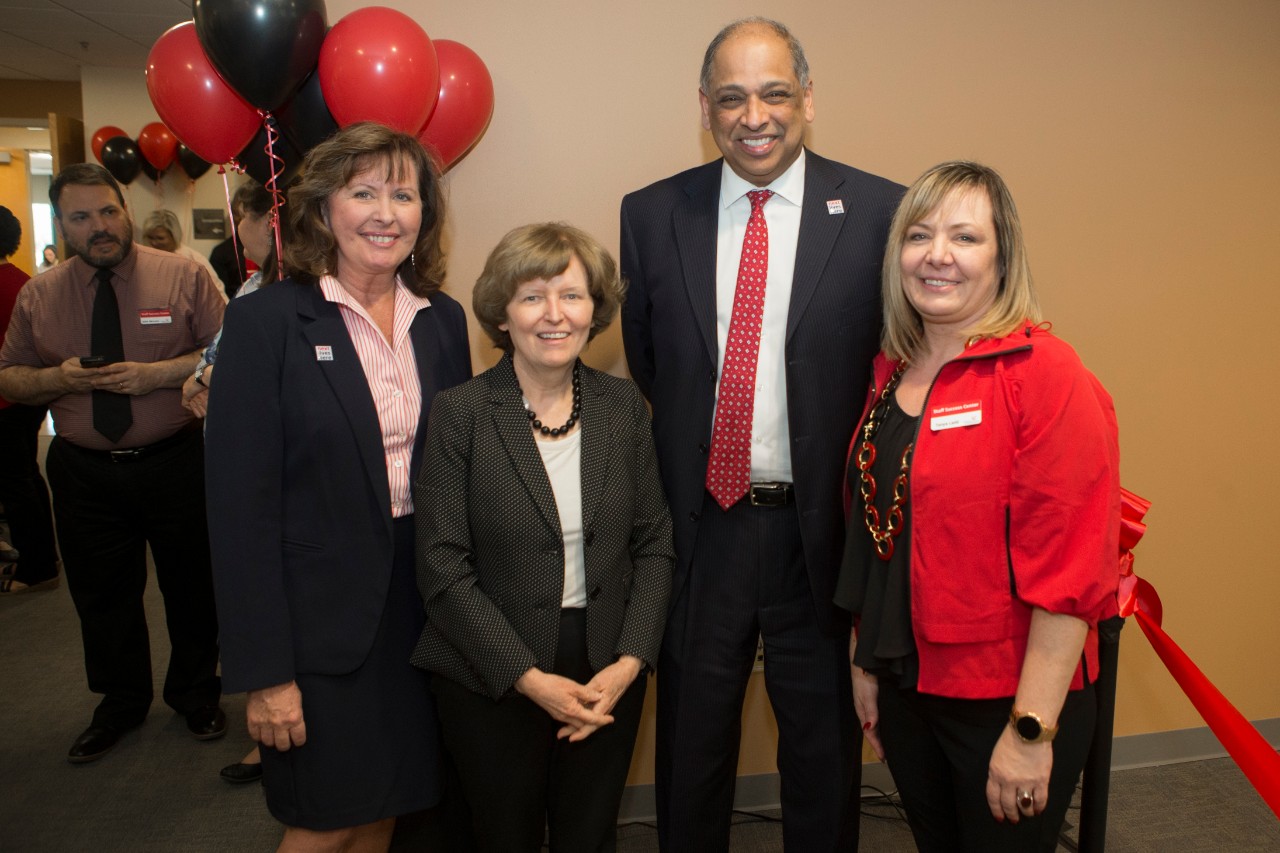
<box><xmin>68</xmin><ymin>427</ymin><xmax>196</xmax><ymax>463</ymax></box>
<box><xmin>748</xmin><ymin>482</ymin><xmax>793</xmax><ymax>507</ymax></box>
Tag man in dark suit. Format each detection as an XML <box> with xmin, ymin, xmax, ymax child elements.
<box><xmin>620</xmin><ymin>17</ymin><xmax>903</xmax><ymax>852</ymax></box>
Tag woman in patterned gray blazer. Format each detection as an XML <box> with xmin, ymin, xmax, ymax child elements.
<box><xmin>411</xmin><ymin>222</ymin><xmax>674</xmax><ymax>852</ymax></box>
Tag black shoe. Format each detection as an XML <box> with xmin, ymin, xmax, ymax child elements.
<box><xmin>185</xmin><ymin>705</ymin><xmax>227</xmax><ymax>740</ymax></box>
<box><xmin>220</xmin><ymin>760</ymin><xmax>264</xmax><ymax>784</ymax></box>
<box><xmin>68</xmin><ymin>725</ymin><xmax>124</xmax><ymax>763</ymax></box>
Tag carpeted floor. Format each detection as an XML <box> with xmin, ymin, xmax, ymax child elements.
<box><xmin>2</xmin><ymin>561</ymin><xmax>1277</xmax><ymax>851</ymax></box>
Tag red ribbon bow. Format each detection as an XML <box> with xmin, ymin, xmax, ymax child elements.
<box><xmin>1116</xmin><ymin>488</ymin><xmax>1280</xmax><ymax>820</ymax></box>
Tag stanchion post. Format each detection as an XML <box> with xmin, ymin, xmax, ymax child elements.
<box><xmin>1078</xmin><ymin>615</ymin><xmax>1125</xmax><ymax>852</ymax></box>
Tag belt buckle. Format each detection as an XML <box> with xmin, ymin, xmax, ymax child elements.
<box><xmin>109</xmin><ymin>448</ymin><xmax>143</xmax><ymax>462</ymax></box>
<box><xmin>749</xmin><ymin>482</ymin><xmax>788</xmax><ymax>507</ymax></box>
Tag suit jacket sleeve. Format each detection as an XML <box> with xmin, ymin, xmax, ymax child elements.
<box><xmin>415</xmin><ymin>392</ymin><xmax>540</xmax><ymax>699</ymax></box>
<box><xmin>612</xmin><ymin>382</ymin><xmax>673</xmax><ymax>668</ymax></box>
<box><xmin>205</xmin><ymin>295</ymin><xmax>297</xmax><ymax>693</ymax></box>
<box><xmin>619</xmin><ymin>196</ymin><xmax>655</xmax><ymax>400</ymax></box>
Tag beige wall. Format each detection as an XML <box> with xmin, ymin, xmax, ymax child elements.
<box><xmin>69</xmin><ymin>0</ymin><xmax>1280</xmax><ymax>783</ymax></box>
<box><xmin>78</xmin><ymin>68</ymin><xmax>245</xmax><ymax>262</ymax></box>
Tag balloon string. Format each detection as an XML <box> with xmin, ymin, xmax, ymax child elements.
<box><xmin>260</xmin><ymin>111</ymin><xmax>287</xmax><ymax>283</ymax></box>
<box><xmin>219</xmin><ymin>165</ymin><xmax>247</xmax><ymax>294</ymax></box>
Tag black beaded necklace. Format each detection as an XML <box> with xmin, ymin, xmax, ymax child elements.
<box><xmin>519</xmin><ymin>360</ymin><xmax>581</xmax><ymax>438</ymax></box>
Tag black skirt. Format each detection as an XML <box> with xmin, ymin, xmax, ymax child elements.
<box><xmin>260</xmin><ymin>515</ymin><xmax>442</xmax><ymax>830</ymax></box>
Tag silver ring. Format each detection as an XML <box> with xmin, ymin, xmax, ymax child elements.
<box><xmin>1017</xmin><ymin>789</ymin><xmax>1034</xmax><ymax>811</ymax></box>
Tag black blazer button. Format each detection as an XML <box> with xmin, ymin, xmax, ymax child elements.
<box><xmin>689</xmin><ymin>511</ymin><xmax>700</xmax><ymax>522</ymax></box>
<box><xmin>585</xmin><ymin>531</ymin><xmax>595</xmax><ymax>546</ymax></box>
<box><xmin>589</xmin><ymin>586</ymin><xmax>602</xmax><ymax>601</ymax></box>
<box><xmin>698</xmin><ymin>443</ymin><xmax>708</xmax><ymax>454</ymax></box>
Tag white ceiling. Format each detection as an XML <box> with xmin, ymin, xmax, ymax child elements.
<box><xmin>0</xmin><ymin>0</ymin><xmax>191</xmax><ymax>82</ymax></box>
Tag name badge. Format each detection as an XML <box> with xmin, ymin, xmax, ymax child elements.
<box><xmin>826</xmin><ymin>199</ymin><xmax>845</xmax><ymax>215</ymax></box>
<box><xmin>138</xmin><ymin>308</ymin><xmax>172</xmax><ymax>325</ymax></box>
<box><xmin>930</xmin><ymin>400</ymin><xmax>982</xmax><ymax>431</ymax></box>
<box><xmin>315</xmin><ymin>345</ymin><xmax>334</xmax><ymax>362</ymax></box>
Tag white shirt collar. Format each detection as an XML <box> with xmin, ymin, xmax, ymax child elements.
<box><xmin>718</xmin><ymin>147</ymin><xmax>807</xmax><ymax>210</ymax></box>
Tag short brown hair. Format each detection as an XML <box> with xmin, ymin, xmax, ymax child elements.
<box><xmin>285</xmin><ymin>122</ymin><xmax>446</xmax><ymax>297</ymax></box>
<box><xmin>882</xmin><ymin>160</ymin><xmax>1040</xmax><ymax>361</ymax></box>
<box><xmin>50</xmin><ymin>163</ymin><xmax>125</xmax><ymax>219</ymax></box>
<box><xmin>473</xmin><ymin>223</ymin><xmax>625</xmax><ymax>353</ymax></box>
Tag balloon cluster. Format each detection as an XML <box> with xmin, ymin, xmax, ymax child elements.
<box><xmin>90</xmin><ymin>122</ymin><xmax>194</xmax><ymax>184</ymax></box>
<box><xmin>144</xmin><ymin>2</ymin><xmax>495</xmax><ymax>182</ymax></box>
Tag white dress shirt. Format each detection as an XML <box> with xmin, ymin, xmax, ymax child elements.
<box><xmin>712</xmin><ymin>149</ymin><xmax>806</xmax><ymax>483</ymax></box>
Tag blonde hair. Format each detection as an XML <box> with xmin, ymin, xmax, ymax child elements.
<box><xmin>882</xmin><ymin>161</ymin><xmax>1040</xmax><ymax>361</ymax></box>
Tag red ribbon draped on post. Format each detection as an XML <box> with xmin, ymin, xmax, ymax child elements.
<box><xmin>1117</xmin><ymin>489</ymin><xmax>1280</xmax><ymax>820</ymax></box>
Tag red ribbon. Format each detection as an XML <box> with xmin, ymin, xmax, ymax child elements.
<box><xmin>257</xmin><ymin>112</ymin><xmax>287</xmax><ymax>284</ymax></box>
<box><xmin>1117</xmin><ymin>488</ymin><xmax>1280</xmax><ymax>820</ymax></box>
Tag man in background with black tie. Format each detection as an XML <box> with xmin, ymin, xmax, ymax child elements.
<box><xmin>620</xmin><ymin>18</ymin><xmax>903</xmax><ymax>851</ymax></box>
<box><xmin>0</xmin><ymin>164</ymin><xmax>226</xmax><ymax>763</ymax></box>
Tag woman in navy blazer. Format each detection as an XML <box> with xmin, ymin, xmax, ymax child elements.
<box><xmin>206</xmin><ymin>124</ymin><xmax>471</xmax><ymax>851</ymax></box>
<box><xmin>411</xmin><ymin>223</ymin><xmax>673</xmax><ymax>852</ymax></box>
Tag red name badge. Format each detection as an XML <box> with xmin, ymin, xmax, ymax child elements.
<box><xmin>930</xmin><ymin>399</ymin><xmax>982</xmax><ymax>431</ymax></box>
<box><xmin>138</xmin><ymin>308</ymin><xmax>172</xmax><ymax>325</ymax></box>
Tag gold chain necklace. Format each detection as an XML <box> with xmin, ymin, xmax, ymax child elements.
<box><xmin>855</xmin><ymin>363</ymin><xmax>913</xmax><ymax>560</ymax></box>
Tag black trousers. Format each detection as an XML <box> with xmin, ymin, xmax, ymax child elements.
<box><xmin>656</xmin><ymin>494</ymin><xmax>860</xmax><ymax>853</ymax></box>
<box><xmin>0</xmin><ymin>404</ymin><xmax>59</xmax><ymax>584</ymax></box>
<box><xmin>45</xmin><ymin>432</ymin><xmax>221</xmax><ymax>728</ymax></box>
<box><xmin>877</xmin><ymin>679</ymin><xmax>1096</xmax><ymax>853</ymax></box>
<box><xmin>432</xmin><ymin>608</ymin><xmax>647</xmax><ymax>853</ymax></box>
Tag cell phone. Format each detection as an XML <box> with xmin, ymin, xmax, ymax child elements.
<box><xmin>80</xmin><ymin>355</ymin><xmax>108</xmax><ymax>368</ymax></box>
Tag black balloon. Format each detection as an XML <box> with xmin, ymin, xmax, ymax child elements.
<box><xmin>235</xmin><ymin>120</ymin><xmax>303</xmax><ymax>188</ymax></box>
<box><xmin>177</xmin><ymin>143</ymin><xmax>213</xmax><ymax>180</ymax></box>
<box><xmin>278</xmin><ymin>66</ymin><xmax>338</xmax><ymax>153</ymax></box>
<box><xmin>139</xmin><ymin>150</ymin><xmax>162</xmax><ymax>183</ymax></box>
<box><xmin>101</xmin><ymin>136</ymin><xmax>142</xmax><ymax>185</ymax></box>
<box><xmin>194</xmin><ymin>0</ymin><xmax>328</xmax><ymax>111</ymax></box>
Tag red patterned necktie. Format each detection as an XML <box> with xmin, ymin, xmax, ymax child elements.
<box><xmin>706</xmin><ymin>189</ymin><xmax>773</xmax><ymax>510</ymax></box>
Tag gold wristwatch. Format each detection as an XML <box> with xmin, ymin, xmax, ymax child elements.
<box><xmin>1009</xmin><ymin>708</ymin><xmax>1058</xmax><ymax>743</ymax></box>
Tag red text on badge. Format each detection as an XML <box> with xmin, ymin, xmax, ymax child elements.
<box><xmin>138</xmin><ymin>308</ymin><xmax>173</xmax><ymax>325</ymax></box>
<box><xmin>930</xmin><ymin>399</ymin><xmax>982</xmax><ymax>431</ymax></box>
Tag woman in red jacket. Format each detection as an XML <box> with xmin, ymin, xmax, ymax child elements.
<box><xmin>836</xmin><ymin>161</ymin><xmax>1120</xmax><ymax>852</ymax></box>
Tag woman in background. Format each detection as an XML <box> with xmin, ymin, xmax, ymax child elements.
<box><xmin>181</xmin><ymin>180</ymin><xmax>278</xmax><ymax>421</ymax></box>
<box><xmin>838</xmin><ymin>161</ymin><xmax>1120</xmax><ymax>852</ymax></box>
<box><xmin>0</xmin><ymin>206</ymin><xmax>59</xmax><ymax>595</ymax></box>
<box><xmin>140</xmin><ymin>208</ymin><xmax>227</xmax><ymax>300</ymax></box>
<box><xmin>37</xmin><ymin>244</ymin><xmax>57</xmax><ymax>273</ymax></box>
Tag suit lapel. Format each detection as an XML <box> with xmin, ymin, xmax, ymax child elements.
<box><xmin>296</xmin><ymin>283</ymin><xmax>392</xmax><ymax>518</ymax></box>
<box><xmin>487</xmin><ymin>356</ymin><xmax>562</xmax><ymax>535</ymax></box>
<box><xmin>787</xmin><ymin>151</ymin><xmax>848</xmax><ymax>342</ymax></box>
<box><xmin>673</xmin><ymin>161</ymin><xmax>722</xmax><ymax>368</ymax></box>
<box><xmin>577</xmin><ymin>368</ymin><xmax>610</xmax><ymax>541</ymax></box>
<box><xmin>409</xmin><ymin>304</ymin><xmax>439</xmax><ymax>479</ymax></box>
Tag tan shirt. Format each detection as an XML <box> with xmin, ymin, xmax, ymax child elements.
<box><xmin>0</xmin><ymin>244</ymin><xmax>224</xmax><ymax>449</ymax></box>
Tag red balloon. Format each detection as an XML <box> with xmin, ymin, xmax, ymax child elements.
<box><xmin>318</xmin><ymin>8</ymin><xmax>440</xmax><ymax>134</ymax></box>
<box><xmin>145</xmin><ymin>22</ymin><xmax>262</xmax><ymax>164</ymax></box>
<box><xmin>418</xmin><ymin>40</ymin><xmax>495</xmax><ymax>170</ymax></box>
<box><xmin>91</xmin><ymin>126</ymin><xmax>127</xmax><ymax>164</ymax></box>
<box><xmin>137</xmin><ymin>122</ymin><xmax>179</xmax><ymax>171</ymax></box>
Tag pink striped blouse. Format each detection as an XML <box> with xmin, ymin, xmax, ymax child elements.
<box><xmin>319</xmin><ymin>275</ymin><xmax>430</xmax><ymax>518</ymax></box>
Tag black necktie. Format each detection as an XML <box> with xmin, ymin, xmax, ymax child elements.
<box><xmin>90</xmin><ymin>267</ymin><xmax>132</xmax><ymax>442</ymax></box>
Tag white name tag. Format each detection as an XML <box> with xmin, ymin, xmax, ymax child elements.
<box><xmin>930</xmin><ymin>400</ymin><xmax>982</xmax><ymax>431</ymax></box>
<box><xmin>138</xmin><ymin>308</ymin><xmax>172</xmax><ymax>325</ymax></box>
<box><xmin>315</xmin><ymin>345</ymin><xmax>334</xmax><ymax>362</ymax></box>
